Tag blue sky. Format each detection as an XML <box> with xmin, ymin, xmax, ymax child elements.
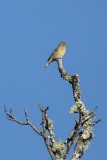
<box><xmin>0</xmin><ymin>0</ymin><xmax>107</xmax><ymax>159</ymax></box>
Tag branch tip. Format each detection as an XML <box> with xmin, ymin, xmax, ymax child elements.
<box><xmin>91</xmin><ymin>118</ymin><xmax>102</xmax><ymax>127</ymax></box>
<box><xmin>45</xmin><ymin>106</ymin><xmax>49</xmax><ymax>111</ymax></box>
<box><xmin>24</xmin><ymin>107</ymin><xmax>27</xmax><ymax>113</ymax></box>
<box><xmin>38</xmin><ymin>104</ymin><xmax>42</xmax><ymax>111</ymax></box>
<box><xmin>89</xmin><ymin>106</ymin><xmax>98</xmax><ymax>115</ymax></box>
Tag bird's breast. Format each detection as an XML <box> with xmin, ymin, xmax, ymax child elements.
<box><xmin>55</xmin><ymin>46</ymin><xmax>66</xmax><ymax>58</ymax></box>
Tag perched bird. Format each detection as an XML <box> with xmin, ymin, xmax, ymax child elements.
<box><xmin>45</xmin><ymin>42</ymin><xmax>67</xmax><ymax>68</ymax></box>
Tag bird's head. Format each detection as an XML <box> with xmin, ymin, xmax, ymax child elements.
<box><xmin>59</xmin><ymin>42</ymin><xmax>67</xmax><ymax>47</ymax></box>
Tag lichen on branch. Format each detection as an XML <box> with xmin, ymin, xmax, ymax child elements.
<box><xmin>4</xmin><ymin>58</ymin><xmax>101</xmax><ymax>160</ymax></box>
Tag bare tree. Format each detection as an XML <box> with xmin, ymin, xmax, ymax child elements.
<box><xmin>4</xmin><ymin>59</ymin><xmax>101</xmax><ymax>160</ymax></box>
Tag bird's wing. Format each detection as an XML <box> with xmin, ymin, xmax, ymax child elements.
<box><xmin>48</xmin><ymin>47</ymin><xmax>59</xmax><ymax>61</ymax></box>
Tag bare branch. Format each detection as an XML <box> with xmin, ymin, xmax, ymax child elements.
<box><xmin>5</xmin><ymin>104</ymin><xmax>56</xmax><ymax>160</ymax></box>
<box><xmin>38</xmin><ymin>104</ymin><xmax>43</xmax><ymax>111</ymax></box>
<box><xmin>24</xmin><ymin>107</ymin><xmax>29</xmax><ymax>122</ymax></box>
<box><xmin>4</xmin><ymin>105</ymin><xmax>43</xmax><ymax>136</ymax></box>
<box><xmin>10</xmin><ymin>108</ymin><xmax>13</xmax><ymax>117</ymax></box>
<box><xmin>89</xmin><ymin>106</ymin><xmax>98</xmax><ymax>115</ymax></box>
<box><xmin>91</xmin><ymin>119</ymin><xmax>102</xmax><ymax>127</ymax></box>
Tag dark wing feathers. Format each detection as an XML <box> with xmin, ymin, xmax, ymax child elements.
<box><xmin>48</xmin><ymin>47</ymin><xmax>59</xmax><ymax>61</ymax></box>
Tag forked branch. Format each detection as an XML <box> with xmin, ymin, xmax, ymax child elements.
<box><xmin>4</xmin><ymin>58</ymin><xmax>101</xmax><ymax>160</ymax></box>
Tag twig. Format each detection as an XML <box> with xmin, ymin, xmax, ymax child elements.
<box><xmin>89</xmin><ymin>106</ymin><xmax>98</xmax><ymax>115</ymax></box>
<box><xmin>24</xmin><ymin>107</ymin><xmax>29</xmax><ymax>122</ymax></box>
<box><xmin>91</xmin><ymin>119</ymin><xmax>102</xmax><ymax>127</ymax></box>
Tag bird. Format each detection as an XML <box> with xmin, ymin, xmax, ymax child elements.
<box><xmin>45</xmin><ymin>42</ymin><xmax>67</xmax><ymax>68</ymax></box>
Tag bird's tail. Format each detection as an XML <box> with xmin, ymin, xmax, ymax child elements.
<box><xmin>45</xmin><ymin>58</ymin><xmax>52</xmax><ymax>68</ymax></box>
<box><xmin>45</xmin><ymin>63</ymin><xmax>48</xmax><ymax>68</ymax></box>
